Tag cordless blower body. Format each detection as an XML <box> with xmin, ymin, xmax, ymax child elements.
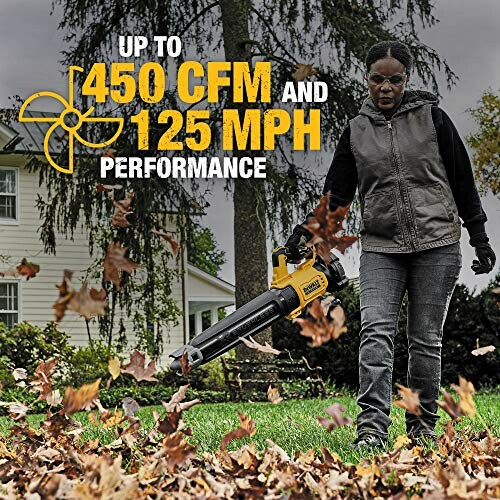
<box><xmin>169</xmin><ymin>246</ymin><xmax>348</xmax><ymax>372</ymax></box>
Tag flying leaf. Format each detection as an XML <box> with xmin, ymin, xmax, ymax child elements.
<box><xmin>451</xmin><ymin>377</ymin><xmax>476</xmax><ymax>418</ymax></box>
<box><xmin>317</xmin><ymin>403</ymin><xmax>352</xmax><ymax>431</ymax></box>
<box><xmin>162</xmin><ymin>384</ymin><xmax>201</xmax><ymax>413</ymax></box>
<box><xmin>220</xmin><ymin>411</ymin><xmax>257</xmax><ymax>450</ymax></box>
<box><xmin>16</xmin><ymin>258</ymin><xmax>40</xmax><ymax>280</ymax></box>
<box><xmin>108</xmin><ymin>358</ymin><xmax>121</xmax><ymax>380</ymax></box>
<box><xmin>436</xmin><ymin>388</ymin><xmax>465</xmax><ymax>420</ymax></box>
<box><xmin>12</xmin><ymin>368</ymin><xmax>27</xmax><ymax>381</ymax></box>
<box><xmin>122</xmin><ymin>397</ymin><xmax>140</xmax><ymax>417</ymax></box>
<box><xmin>393</xmin><ymin>384</ymin><xmax>421</xmax><ymax>416</ymax></box>
<box><xmin>121</xmin><ymin>349</ymin><xmax>158</xmax><ymax>382</ymax></box>
<box><xmin>102</xmin><ymin>242</ymin><xmax>139</xmax><ymax>290</ymax></box>
<box><xmin>303</xmin><ymin>194</ymin><xmax>357</xmax><ymax>262</ymax></box>
<box><xmin>180</xmin><ymin>351</ymin><xmax>192</xmax><ymax>377</ymax></box>
<box><xmin>152</xmin><ymin>229</ymin><xmax>179</xmax><ymax>256</ymax></box>
<box><xmin>67</xmin><ymin>283</ymin><xmax>108</xmax><ymax>320</ymax></box>
<box><xmin>102</xmin><ymin>147</ymin><xmax>117</xmax><ymax>159</ymax></box>
<box><xmin>471</xmin><ymin>345</ymin><xmax>495</xmax><ymax>356</ymax></box>
<box><xmin>0</xmin><ymin>258</ymin><xmax>40</xmax><ymax>280</ymax></box>
<box><xmin>96</xmin><ymin>183</ymin><xmax>123</xmax><ymax>192</ymax></box>
<box><xmin>292</xmin><ymin>63</ymin><xmax>318</xmax><ymax>82</ymax></box>
<box><xmin>29</xmin><ymin>358</ymin><xmax>57</xmax><ymax>401</ymax></box>
<box><xmin>267</xmin><ymin>385</ymin><xmax>283</xmax><ymax>404</ymax></box>
<box><xmin>62</xmin><ymin>379</ymin><xmax>101</xmax><ymax>415</ymax></box>
<box><xmin>239</xmin><ymin>336</ymin><xmax>281</xmax><ymax>355</ymax></box>
<box><xmin>295</xmin><ymin>300</ymin><xmax>347</xmax><ymax>347</ymax></box>
<box><xmin>110</xmin><ymin>191</ymin><xmax>134</xmax><ymax>228</ymax></box>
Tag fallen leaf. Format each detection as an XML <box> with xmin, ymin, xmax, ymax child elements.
<box><xmin>152</xmin><ymin>229</ymin><xmax>179</xmax><ymax>255</ymax></box>
<box><xmin>121</xmin><ymin>350</ymin><xmax>158</xmax><ymax>382</ymax></box>
<box><xmin>220</xmin><ymin>411</ymin><xmax>257</xmax><ymax>450</ymax></box>
<box><xmin>102</xmin><ymin>242</ymin><xmax>139</xmax><ymax>290</ymax></box>
<box><xmin>108</xmin><ymin>358</ymin><xmax>121</xmax><ymax>380</ymax></box>
<box><xmin>393</xmin><ymin>384</ymin><xmax>421</xmax><ymax>416</ymax></box>
<box><xmin>292</xmin><ymin>63</ymin><xmax>318</xmax><ymax>81</ymax></box>
<box><xmin>110</xmin><ymin>191</ymin><xmax>134</xmax><ymax>228</ymax></box>
<box><xmin>436</xmin><ymin>388</ymin><xmax>465</xmax><ymax>420</ymax></box>
<box><xmin>239</xmin><ymin>336</ymin><xmax>281</xmax><ymax>355</ymax></box>
<box><xmin>267</xmin><ymin>385</ymin><xmax>283</xmax><ymax>404</ymax></box>
<box><xmin>471</xmin><ymin>345</ymin><xmax>495</xmax><ymax>356</ymax></box>
<box><xmin>29</xmin><ymin>358</ymin><xmax>57</xmax><ymax>401</ymax></box>
<box><xmin>317</xmin><ymin>403</ymin><xmax>352</xmax><ymax>430</ymax></box>
<box><xmin>394</xmin><ymin>434</ymin><xmax>412</xmax><ymax>448</ymax></box>
<box><xmin>63</xmin><ymin>379</ymin><xmax>101</xmax><ymax>415</ymax></box>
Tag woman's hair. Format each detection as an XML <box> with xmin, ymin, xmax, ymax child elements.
<box><xmin>365</xmin><ymin>41</ymin><xmax>413</xmax><ymax>74</ymax></box>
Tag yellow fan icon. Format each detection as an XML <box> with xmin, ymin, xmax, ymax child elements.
<box><xmin>18</xmin><ymin>66</ymin><xmax>124</xmax><ymax>174</ymax></box>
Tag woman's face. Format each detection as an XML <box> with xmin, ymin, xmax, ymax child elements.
<box><xmin>366</xmin><ymin>56</ymin><xmax>408</xmax><ymax>112</ymax></box>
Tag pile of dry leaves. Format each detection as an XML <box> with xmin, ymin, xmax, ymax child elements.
<box><xmin>0</xmin><ymin>352</ymin><xmax>498</xmax><ymax>499</ymax></box>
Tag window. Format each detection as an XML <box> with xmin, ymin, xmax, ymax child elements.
<box><xmin>0</xmin><ymin>167</ymin><xmax>18</xmax><ymax>222</ymax></box>
<box><xmin>0</xmin><ymin>281</ymin><xmax>19</xmax><ymax>328</ymax></box>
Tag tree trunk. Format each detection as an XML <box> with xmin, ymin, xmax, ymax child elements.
<box><xmin>219</xmin><ymin>0</ymin><xmax>273</xmax><ymax>361</ymax></box>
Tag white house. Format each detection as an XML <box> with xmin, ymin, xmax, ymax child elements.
<box><xmin>0</xmin><ymin>111</ymin><xmax>235</xmax><ymax>367</ymax></box>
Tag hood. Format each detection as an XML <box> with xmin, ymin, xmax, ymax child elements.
<box><xmin>359</xmin><ymin>90</ymin><xmax>439</xmax><ymax>123</ymax></box>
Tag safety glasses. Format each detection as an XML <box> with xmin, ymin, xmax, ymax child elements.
<box><xmin>366</xmin><ymin>72</ymin><xmax>407</xmax><ymax>86</ymax></box>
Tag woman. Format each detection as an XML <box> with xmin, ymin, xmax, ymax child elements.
<box><xmin>285</xmin><ymin>41</ymin><xmax>495</xmax><ymax>451</ymax></box>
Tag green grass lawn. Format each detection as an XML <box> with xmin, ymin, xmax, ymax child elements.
<box><xmin>1</xmin><ymin>394</ymin><xmax>498</xmax><ymax>464</ymax></box>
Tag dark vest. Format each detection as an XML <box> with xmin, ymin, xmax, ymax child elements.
<box><xmin>349</xmin><ymin>91</ymin><xmax>461</xmax><ymax>252</ymax></box>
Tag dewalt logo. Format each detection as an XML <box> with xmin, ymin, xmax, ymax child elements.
<box><xmin>303</xmin><ymin>279</ymin><xmax>321</xmax><ymax>296</ymax></box>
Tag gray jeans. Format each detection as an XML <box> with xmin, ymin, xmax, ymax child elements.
<box><xmin>356</xmin><ymin>242</ymin><xmax>461</xmax><ymax>440</ymax></box>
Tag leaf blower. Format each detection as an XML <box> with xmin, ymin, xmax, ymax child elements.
<box><xmin>169</xmin><ymin>246</ymin><xmax>348</xmax><ymax>372</ymax></box>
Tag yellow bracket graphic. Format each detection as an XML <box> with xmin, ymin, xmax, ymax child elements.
<box><xmin>18</xmin><ymin>66</ymin><xmax>124</xmax><ymax>174</ymax></box>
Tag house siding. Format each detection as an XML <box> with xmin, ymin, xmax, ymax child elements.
<box><xmin>0</xmin><ymin>155</ymin><xmax>186</xmax><ymax>367</ymax></box>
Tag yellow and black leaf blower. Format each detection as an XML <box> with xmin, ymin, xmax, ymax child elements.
<box><xmin>169</xmin><ymin>246</ymin><xmax>348</xmax><ymax>372</ymax></box>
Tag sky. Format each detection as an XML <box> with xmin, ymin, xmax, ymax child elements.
<box><xmin>0</xmin><ymin>0</ymin><xmax>498</xmax><ymax>292</ymax></box>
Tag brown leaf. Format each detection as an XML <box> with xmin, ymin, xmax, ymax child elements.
<box><xmin>162</xmin><ymin>385</ymin><xmax>201</xmax><ymax>413</ymax></box>
<box><xmin>451</xmin><ymin>377</ymin><xmax>476</xmax><ymax>418</ymax></box>
<box><xmin>67</xmin><ymin>283</ymin><xmax>108</xmax><ymax>320</ymax></box>
<box><xmin>121</xmin><ymin>350</ymin><xmax>158</xmax><ymax>382</ymax></box>
<box><xmin>393</xmin><ymin>384</ymin><xmax>421</xmax><ymax>416</ymax></box>
<box><xmin>158</xmin><ymin>412</ymin><xmax>182</xmax><ymax>435</ymax></box>
<box><xmin>29</xmin><ymin>358</ymin><xmax>58</xmax><ymax>401</ymax></box>
<box><xmin>122</xmin><ymin>397</ymin><xmax>140</xmax><ymax>417</ymax></box>
<box><xmin>110</xmin><ymin>191</ymin><xmax>134</xmax><ymax>228</ymax></box>
<box><xmin>5</xmin><ymin>402</ymin><xmax>29</xmax><ymax>421</ymax></box>
<box><xmin>471</xmin><ymin>345</ymin><xmax>495</xmax><ymax>356</ymax></box>
<box><xmin>102</xmin><ymin>147</ymin><xmax>117</xmax><ymax>159</ymax></box>
<box><xmin>302</xmin><ymin>194</ymin><xmax>357</xmax><ymax>262</ymax></box>
<box><xmin>317</xmin><ymin>403</ymin><xmax>352</xmax><ymax>431</ymax></box>
<box><xmin>152</xmin><ymin>229</ymin><xmax>179</xmax><ymax>255</ymax></box>
<box><xmin>163</xmin><ymin>432</ymin><xmax>197</xmax><ymax>472</ymax></box>
<box><xmin>16</xmin><ymin>258</ymin><xmax>40</xmax><ymax>280</ymax></box>
<box><xmin>239</xmin><ymin>336</ymin><xmax>281</xmax><ymax>355</ymax></box>
<box><xmin>292</xmin><ymin>63</ymin><xmax>318</xmax><ymax>81</ymax></box>
<box><xmin>436</xmin><ymin>388</ymin><xmax>465</xmax><ymax>420</ymax></box>
<box><xmin>62</xmin><ymin>379</ymin><xmax>101</xmax><ymax>415</ymax></box>
<box><xmin>295</xmin><ymin>300</ymin><xmax>347</xmax><ymax>347</ymax></box>
<box><xmin>180</xmin><ymin>351</ymin><xmax>192</xmax><ymax>377</ymax></box>
<box><xmin>220</xmin><ymin>411</ymin><xmax>257</xmax><ymax>450</ymax></box>
<box><xmin>267</xmin><ymin>385</ymin><xmax>283</xmax><ymax>404</ymax></box>
<box><xmin>108</xmin><ymin>358</ymin><xmax>121</xmax><ymax>380</ymax></box>
<box><xmin>96</xmin><ymin>183</ymin><xmax>123</xmax><ymax>192</ymax></box>
<box><xmin>0</xmin><ymin>258</ymin><xmax>40</xmax><ymax>280</ymax></box>
<box><xmin>53</xmin><ymin>270</ymin><xmax>75</xmax><ymax>322</ymax></box>
<box><xmin>102</xmin><ymin>242</ymin><xmax>139</xmax><ymax>290</ymax></box>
